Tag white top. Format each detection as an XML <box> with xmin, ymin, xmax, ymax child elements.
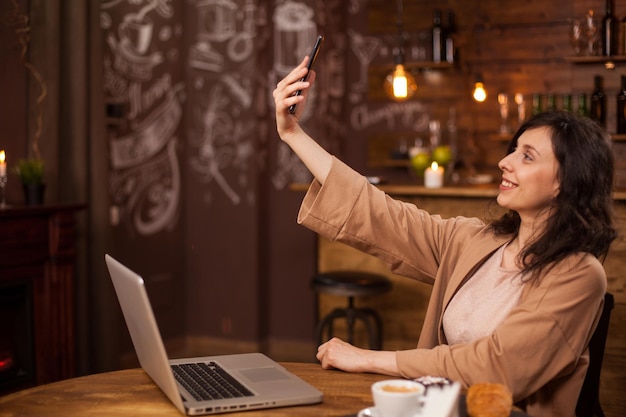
<box><xmin>442</xmin><ymin>244</ymin><xmax>525</xmax><ymax>345</ymax></box>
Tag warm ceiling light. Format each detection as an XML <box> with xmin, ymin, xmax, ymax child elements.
<box><xmin>472</xmin><ymin>75</ymin><xmax>487</xmax><ymax>102</ymax></box>
<box><xmin>385</xmin><ymin>64</ymin><xmax>416</xmax><ymax>100</ymax></box>
<box><xmin>384</xmin><ymin>0</ymin><xmax>416</xmax><ymax>101</ymax></box>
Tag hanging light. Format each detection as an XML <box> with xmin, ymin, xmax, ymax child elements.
<box><xmin>384</xmin><ymin>0</ymin><xmax>416</xmax><ymax>101</ymax></box>
<box><xmin>385</xmin><ymin>58</ymin><xmax>417</xmax><ymax>100</ymax></box>
<box><xmin>472</xmin><ymin>74</ymin><xmax>487</xmax><ymax>102</ymax></box>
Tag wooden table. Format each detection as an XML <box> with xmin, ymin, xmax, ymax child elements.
<box><xmin>0</xmin><ymin>363</ymin><xmax>387</xmax><ymax>417</ymax></box>
<box><xmin>0</xmin><ymin>362</ymin><xmax>530</xmax><ymax>417</ymax></box>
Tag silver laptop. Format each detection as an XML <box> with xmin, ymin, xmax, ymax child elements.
<box><xmin>105</xmin><ymin>254</ymin><xmax>323</xmax><ymax>415</ymax></box>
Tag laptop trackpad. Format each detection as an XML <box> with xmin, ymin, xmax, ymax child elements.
<box><xmin>240</xmin><ymin>367</ymin><xmax>289</xmax><ymax>382</ymax></box>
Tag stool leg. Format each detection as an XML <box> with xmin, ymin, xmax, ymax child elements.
<box><xmin>315</xmin><ymin>308</ymin><xmax>347</xmax><ymax>345</ymax></box>
<box><xmin>365</xmin><ymin>308</ymin><xmax>384</xmax><ymax>350</ymax></box>
<box><xmin>346</xmin><ymin>297</ymin><xmax>356</xmax><ymax>345</ymax></box>
<box><xmin>315</xmin><ymin>303</ymin><xmax>385</xmax><ymax>349</ymax></box>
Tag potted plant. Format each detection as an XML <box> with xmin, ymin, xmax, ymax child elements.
<box><xmin>15</xmin><ymin>158</ymin><xmax>45</xmax><ymax>205</ymax></box>
<box><xmin>9</xmin><ymin>1</ymin><xmax>48</xmax><ymax>206</ymax></box>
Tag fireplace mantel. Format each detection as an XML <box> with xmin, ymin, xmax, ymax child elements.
<box><xmin>0</xmin><ymin>204</ymin><xmax>84</xmax><ymax>394</ymax></box>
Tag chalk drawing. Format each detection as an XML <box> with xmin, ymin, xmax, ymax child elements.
<box><xmin>110</xmin><ymin>139</ymin><xmax>181</xmax><ymax>235</ymax></box>
<box><xmin>188</xmin><ymin>0</ymin><xmax>239</xmax><ymax>72</ymax></box>
<box><xmin>188</xmin><ymin>82</ymin><xmax>254</xmax><ymax>205</ymax></box>
<box><xmin>348</xmin><ymin>30</ymin><xmax>381</xmax><ymax>101</ymax></box>
<box><xmin>272</xmin><ymin>2</ymin><xmax>316</xmax><ymax>74</ymax></box>
<box><xmin>101</xmin><ymin>0</ymin><xmax>183</xmax><ymax>235</ymax></box>
<box><xmin>185</xmin><ymin>0</ymin><xmax>265</xmax><ymax>206</ymax></box>
<box><xmin>350</xmin><ymin>101</ymin><xmax>430</xmax><ymax>132</ymax></box>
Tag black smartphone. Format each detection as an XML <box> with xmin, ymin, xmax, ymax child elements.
<box><xmin>288</xmin><ymin>35</ymin><xmax>324</xmax><ymax>114</ymax></box>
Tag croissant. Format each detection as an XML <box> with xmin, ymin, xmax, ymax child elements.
<box><xmin>466</xmin><ymin>383</ymin><xmax>513</xmax><ymax>417</ymax></box>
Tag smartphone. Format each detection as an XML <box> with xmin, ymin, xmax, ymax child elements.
<box><xmin>288</xmin><ymin>35</ymin><xmax>324</xmax><ymax>114</ymax></box>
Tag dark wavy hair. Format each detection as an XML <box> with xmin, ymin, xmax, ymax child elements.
<box><xmin>488</xmin><ymin>110</ymin><xmax>618</xmax><ymax>282</ymax></box>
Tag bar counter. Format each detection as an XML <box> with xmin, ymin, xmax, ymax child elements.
<box><xmin>290</xmin><ymin>182</ymin><xmax>626</xmax><ymax>200</ymax></box>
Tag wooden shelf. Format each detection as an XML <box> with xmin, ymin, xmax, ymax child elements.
<box><xmin>565</xmin><ymin>55</ymin><xmax>626</xmax><ymax>69</ymax></box>
<box><xmin>405</xmin><ymin>61</ymin><xmax>456</xmax><ymax>71</ymax></box>
<box><xmin>489</xmin><ymin>133</ymin><xmax>626</xmax><ymax>142</ymax></box>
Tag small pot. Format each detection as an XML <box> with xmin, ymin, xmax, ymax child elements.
<box><xmin>22</xmin><ymin>183</ymin><xmax>46</xmax><ymax>206</ymax></box>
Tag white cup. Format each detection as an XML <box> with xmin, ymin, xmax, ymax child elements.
<box><xmin>371</xmin><ymin>379</ymin><xmax>425</xmax><ymax>417</ymax></box>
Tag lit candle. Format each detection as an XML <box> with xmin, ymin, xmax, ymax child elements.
<box><xmin>0</xmin><ymin>150</ymin><xmax>6</xmax><ymax>177</ymax></box>
<box><xmin>424</xmin><ymin>161</ymin><xmax>444</xmax><ymax>188</ymax></box>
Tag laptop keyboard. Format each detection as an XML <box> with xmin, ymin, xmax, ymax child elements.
<box><xmin>171</xmin><ymin>362</ymin><xmax>254</xmax><ymax>402</ymax></box>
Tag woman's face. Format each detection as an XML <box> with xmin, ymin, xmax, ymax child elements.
<box><xmin>497</xmin><ymin>127</ymin><xmax>561</xmax><ymax>222</ymax></box>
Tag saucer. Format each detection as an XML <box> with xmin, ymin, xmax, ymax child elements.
<box><xmin>357</xmin><ymin>406</ymin><xmax>420</xmax><ymax>417</ymax></box>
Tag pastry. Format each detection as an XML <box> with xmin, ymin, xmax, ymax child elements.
<box><xmin>466</xmin><ymin>383</ymin><xmax>513</xmax><ymax>417</ymax></box>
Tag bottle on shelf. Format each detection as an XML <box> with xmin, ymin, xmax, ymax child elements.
<box><xmin>601</xmin><ymin>0</ymin><xmax>619</xmax><ymax>56</ymax></box>
<box><xmin>618</xmin><ymin>75</ymin><xmax>626</xmax><ymax>134</ymax></box>
<box><xmin>531</xmin><ymin>93</ymin><xmax>542</xmax><ymax>115</ymax></box>
<box><xmin>562</xmin><ymin>94</ymin><xmax>573</xmax><ymax>112</ymax></box>
<box><xmin>590</xmin><ymin>75</ymin><xmax>606</xmax><ymax>127</ymax></box>
<box><xmin>577</xmin><ymin>93</ymin><xmax>589</xmax><ymax>117</ymax></box>
<box><xmin>432</xmin><ymin>9</ymin><xmax>443</xmax><ymax>63</ymax></box>
<box><xmin>546</xmin><ymin>93</ymin><xmax>556</xmax><ymax>111</ymax></box>
<box><xmin>444</xmin><ymin>10</ymin><xmax>457</xmax><ymax>64</ymax></box>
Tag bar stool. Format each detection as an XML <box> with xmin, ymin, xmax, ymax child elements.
<box><xmin>312</xmin><ymin>270</ymin><xmax>392</xmax><ymax>350</ymax></box>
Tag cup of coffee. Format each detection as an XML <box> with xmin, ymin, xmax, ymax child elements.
<box><xmin>371</xmin><ymin>379</ymin><xmax>425</xmax><ymax>417</ymax></box>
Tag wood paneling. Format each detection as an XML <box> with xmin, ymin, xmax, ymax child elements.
<box><xmin>366</xmin><ymin>0</ymin><xmax>626</xmax><ymax>174</ymax></box>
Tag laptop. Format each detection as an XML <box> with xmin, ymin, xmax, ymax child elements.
<box><xmin>104</xmin><ymin>254</ymin><xmax>323</xmax><ymax>415</ymax></box>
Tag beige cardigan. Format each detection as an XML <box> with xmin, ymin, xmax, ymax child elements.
<box><xmin>298</xmin><ymin>157</ymin><xmax>606</xmax><ymax>417</ymax></box>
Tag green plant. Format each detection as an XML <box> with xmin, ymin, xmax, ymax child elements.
<box><xmin>15</xmin><ymin>158</ymin><xmax>44</xmax><ymax>185</ymax></box>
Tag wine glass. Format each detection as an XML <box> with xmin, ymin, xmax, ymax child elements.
<box><xmin>583</xmin><ymin>10</ymin><xmax>599</xmax><ymax>56</ymax></box>
<box><xmin>498</xmin><ymin>93</ymin><xmax>510</xmax><ymax>134</ymax></box>
<box><xmin>569</xmin><ymin>18</ymin><xmax>584</xmax><ymax>56</ymax></box>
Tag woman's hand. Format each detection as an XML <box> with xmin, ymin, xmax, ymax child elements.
<box><xmin>272</xmin><ymin>56</ymin><xmax>316</xmax><ymax>142</ymax></box>
<box><xmin>316</xmin><ymin>337</ymin><xmax>400</xmax><ymax>375</ymax></box>
<box><xmin>271</xmin><ymin>58</ymin><xmax>331</xmax><ymax>184</ymax></box>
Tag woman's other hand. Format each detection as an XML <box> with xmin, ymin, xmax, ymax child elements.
<box><xmin>316</xmin><ymin>337</ymin><xmax>400</xmax><ymax>376</ymax></box>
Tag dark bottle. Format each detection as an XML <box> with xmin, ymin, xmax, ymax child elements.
<box><xmin>577</xmin><ymin>93</ymin><xmax>588</xmax><ymax>117</ymax></box>
<box><xmin>444</xmin><ymin>10</ymin><xmax>457</xmax><ymax>63</ymax></box>
<box><xmin>601</xmin><ymin>0</ymin><xmax>619</xmax><ymax>56</ymax></box>
<box><xmin>546</xmin><ymin>93</ymin><xmax>556</xmax><ymax>111</ymax></box>
<box><xmin>590</xmin><ymin>75</ymin><xmax>606</xmax><ymax>126</ymax></box>
<box><xmin>562</xmin><ymin>94</ymin><xmax>573</xmax><ymax>112</ymax></box>
<box><xmin>618</xmin><ymin>75</ymin><xmax>626</xmax><ymax>134</ymax></box>
<box><xmin>531</xmin><ymin>93</ymin><xmax>542</xmax><ymax>115</ymax></box>
<box><xmin>432</xmin><ymin>9</ymin><xmax>443</xmax><ymax>63</ymax></box>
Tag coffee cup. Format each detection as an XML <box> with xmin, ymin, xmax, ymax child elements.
<box><xmin>119</xmin><ymin>16</ymin><xmax>153</xmax><ymax>55</ymax></box>
<box><xmin>371</xmin><ymin>379</ymin><xmax>425</xmax><ymax>417</ymax></box>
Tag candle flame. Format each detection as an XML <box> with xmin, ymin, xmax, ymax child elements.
<box><xmin>431</xmin><ymin>161</ymin><xmax>439</xmax><ymax>170</ymax></box>
<box><xmin>0</xmin><ymin>150</ymin><xmax>5</xmax><ymax>163</ymax></box>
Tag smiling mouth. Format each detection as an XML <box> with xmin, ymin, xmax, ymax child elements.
<box><xmin>500</xmin><ymin>179</ymin><xmax>518</xmax><ymax>189</ymax></box>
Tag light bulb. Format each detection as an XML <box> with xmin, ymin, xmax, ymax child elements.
<box><xmin>473</xmin><ymin>81</ymin><xmax>487</xmax><ymax>102</ymax></box>
<box><xmin>393</xmin><ymin>73</ymin><xmax>408</xmax><ymax>98</ymax></box>
<box><xmin>385</xmin><ymin>64</ymin><xmax>416</xmax><ymax>101</ymax></box>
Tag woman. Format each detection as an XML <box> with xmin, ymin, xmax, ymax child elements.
<box><xmin>273</xmin><ymin>57</ymin><xmax>617</xmax><ymax>417</ymax></box>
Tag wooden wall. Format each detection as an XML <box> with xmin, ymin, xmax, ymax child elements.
<box><xmin>363</xmin><ymin>0</ymin><xmax>626</xmax><ymax>182</ymax></box>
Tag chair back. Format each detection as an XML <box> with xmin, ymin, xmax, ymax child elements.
<box><xmin>575</xmin><ymin>292</ymin><xmax>614</xmax><ymax>417</ymax></box>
